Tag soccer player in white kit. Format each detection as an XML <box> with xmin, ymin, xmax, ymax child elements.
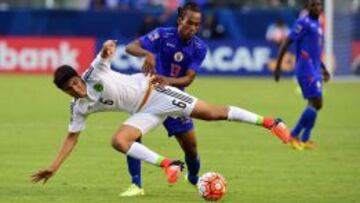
<box><xmin>31</xmin><ymin>40</ymin><xmax>290</xmax><ymax>186</ymax></box>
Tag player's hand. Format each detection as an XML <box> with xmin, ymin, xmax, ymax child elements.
<box><xmin>274</xmin><ymin>67</ymin><xmax>281</xmax><ymax>82</ymax></box>
<box><xmin>322</xmin><ymin>69</ymin><xmax>330</xmax><ymax>82</ymax></box>
<box><xmin>31</xmin><ymin>168</ymin><xmax>55</xmax><ymax>184</ymax></box>
<box><xmin>151</xmin><ymin>75</ymin><xmax>170</xmax><ymax>87</ymax></box>
<box><xmin>101</xmin><ymin>40</ymin><xmax>117</xmax><ymax>59</ymax></box>
<box><xmin>142</xmin><ymin>52</ymin><xmax>156</xmax><ymax>76</ymax></box>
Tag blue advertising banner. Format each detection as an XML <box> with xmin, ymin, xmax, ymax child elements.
<box><xmin>101</xmin><ymin>39</ymin><xmax>296</xmax><ymax>76</ymax></box>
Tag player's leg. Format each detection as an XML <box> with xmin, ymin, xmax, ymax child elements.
<box><xmin>190</xmin><ymin>100</ymin><xmax>290</xmax><ymax>143</ymax></box>
<box><xmin>300</xmin><ymin>97</ymin><xmax>322</xmax><ymax>149</ymax></box>
<box><xmin>291</xmin><ymin>77</ymin><xmax>313</xmax><ymax>139</ymax></box>
<box><xmin>146</xmin><ymin>85</ymin><xmax>289</xmax><ymax>143</ymax></box>
<box><xmin>112</xmin><ymin>113</ymin><xmax>184</xmax><ymax>184</ymax></box>
<box><xmin>175</xmin><ymin>129</ymin><xmax>200</xmax><ymax>186</ymax></box>
<box><xmin>120</xmin><ymin>137</ymin><xmax>143</xmax><ymax>197</ymax></box>
<box><xmin>163</xmin><ymin>117</ymin><xmax>200</xmax><ymax>186</ymax></box>
<box><xmin>292</xmin><ymin>76</ymin><xmax>323</xmax><ymax>150</ymax></box>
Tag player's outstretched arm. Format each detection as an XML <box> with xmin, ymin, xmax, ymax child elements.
<box><xmin>125</xmin><ymin>40</ymin><xmax>156</xmax><ymax>76</ymax></box>
<box><xmin>100</xmin><ymin>40</ymin><xmax>117</xmax><ymax>60</ymax></box>
<box><xmin>31</xmin><ymin>132</ymin><xmax>80</xmax><ymax>184</ymax></box>
<box><xmin>151</xmin><ymin>69</ymin><xmax>196</xmax><ymax>88</ymax></box>
<box><xmin>274</xmin><ymin>38</ymin><xmax>293</xmax><ymax>82</ymax></box>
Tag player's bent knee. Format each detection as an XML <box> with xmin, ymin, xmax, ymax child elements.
<box><xmin>311</xmin><ymin>101</ymin><xmax>323</xmax><ymax>111</ymax></box>
<box><xmin>316</xmin><ymin>102</ymin><xmax>323</xmax><ymax>110</ymax></box>
<box><xmin>111</xmin><ymin>136</ymin><xmax>131</xmax><ymax>153</ymax></box>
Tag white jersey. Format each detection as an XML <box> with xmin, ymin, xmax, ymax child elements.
<box><xmin>69</xmin><ymin>55</ymin><xmax>150</xmax><ymax>132</ymax></box>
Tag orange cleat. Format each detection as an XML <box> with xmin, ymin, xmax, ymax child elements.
<box><xmin>268</xmin><ymin>118</ymin><xmax>291</xmax><ymax>144</ymax></box>
<box><xmin>162</xmin><ymin>160</ymin><xmax>184</xmax><ymax>184</ymax></box>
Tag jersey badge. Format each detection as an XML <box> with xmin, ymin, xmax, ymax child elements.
<box><xmin>93</xmin><ymin>83</ymin><xmax>104</xmax><ymax>92</ymax></box>
<box><xmin>174</xmin><ymin>51</ymin><xmax>184</xmax><ymax>62</ymax></box>
<box><xmin>148</xmin><ymin>31</ymin><xmax>160</xmax><ymax>41</ymax></box>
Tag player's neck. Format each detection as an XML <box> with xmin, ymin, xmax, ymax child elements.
<box><xmin>177</xmin><ymin>29</ymin><xmax>192</xmax><ymax>44</ymax></box>
<box><xmin>309</xmin><ymin>14</ymin><xmax>319</xmax><ymax>20</ymax></box>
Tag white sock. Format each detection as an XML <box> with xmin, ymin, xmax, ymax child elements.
<box><xmin>227</xmin><ymin>106</ymin><xmax>263</xmax><ymax>125</ymax></box>
<box><xmin>126</xmin><ymin>142</ymin><xmax>163</xmax><ymax>166</ymax></box>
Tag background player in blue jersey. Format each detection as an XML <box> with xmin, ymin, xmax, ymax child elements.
<box><xmin>122</xmin><ymin>2</ymin><xmax>206</xmax><ymax>196</ymax></box>
<box><xmin>274</xmin><ymin>0</ymin><xmax>330</xmax><ymax>150</ymax></box>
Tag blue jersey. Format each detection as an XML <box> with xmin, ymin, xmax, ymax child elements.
<box><xmin>288</xmin><ymin>15</ymin><xmax>324</xmax><ymax>77</ymax></box>
<box><xmin>139</xmin><ymin>27</ymin><xmax>207</xmax><ymax>90</ymax></box>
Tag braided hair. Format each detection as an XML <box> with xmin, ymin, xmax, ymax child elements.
<box><xmin>177</xmin><ymin>2</ymin><xmax>201</xmax><ymax>20</ymax></box>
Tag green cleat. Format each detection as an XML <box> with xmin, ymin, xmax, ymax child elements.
<box><xmin>119</xmin><ymin>184</ymin><xmax>145</xmax><ymax>197</ymax></box>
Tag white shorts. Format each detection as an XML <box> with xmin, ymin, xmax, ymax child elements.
<box><xmin>123</xmin><ymin>85</ymin><xmax>198</xmax><ymax>135</ymax></box>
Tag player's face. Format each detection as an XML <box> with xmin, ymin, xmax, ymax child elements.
<box><xmin>178</xmin><ymin>10</ymin><xmax>202</xmax><ymax>41</ymax></box>
<box><xmin>63</xmin><ymin>76</ymin><xmax>87</xmax><ymax>98</ymax></box>
<box><xmin>308</xmin><ymin>0</ymin><xmax>322</xmax><ymax>17</ymax></box>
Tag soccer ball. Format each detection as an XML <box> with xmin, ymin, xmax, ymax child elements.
<box><xmin>197</xmin><ymin>172</ymin><xmax>227</xmax><ymax>201</ymax></box>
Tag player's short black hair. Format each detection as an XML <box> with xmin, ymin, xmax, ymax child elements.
<box><xmin>177</xmin><ymin>2</ymin><xmax>201</xmax><ymax>19</ymax></box>
<box><xmin>53</xmin><ymin>65</ymin><xmax>79</xmax><ymax>90</ymax></box>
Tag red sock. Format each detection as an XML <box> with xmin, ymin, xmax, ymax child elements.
<box><xmin>262</xmin><ymin>117</ymin><xmax>275</xmax><ymax>129</ymax></box>
<box><xmin>160</xmin><ymin>159</ymin><xmax>171</xmax><ymax>168</ymax></box>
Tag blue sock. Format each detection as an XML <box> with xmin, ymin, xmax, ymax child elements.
<box><xmin>185</xmin><ymin>155</ymin><xmax>200</xmax><ymax>185</ymax></box>
<box><xmin>301</xmin><ymin>107</ymin><xmax>317</xmax><ymax>142</ymax></box>
<box><xmin>126</xmin><ymin>141</ymin><xmax>142</xmax><ymax>188</ymax></box>
<box><xmin>291</xmin><ymin>111</ymin><xmax>307</xmax><ymax>137</ymax></box>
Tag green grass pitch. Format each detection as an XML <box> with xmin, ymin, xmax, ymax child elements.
<box><xmin>0</xmin><ymin>75</ymin><xmax>359</xmax><ymax>203</ymax></box>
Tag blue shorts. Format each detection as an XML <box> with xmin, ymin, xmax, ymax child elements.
<box><xmin>163</xmin><ymin>116</ymin><xmax>194</xmax><ymax>137</ymax></box>
<box><xmin>297</xmin><ymin>75</ymin><xmax>323</xmax><ymax>99</ymax></box>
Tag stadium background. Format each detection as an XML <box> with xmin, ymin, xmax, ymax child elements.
<box><xmin>1</xmin><ymin>0</ymin><xmax>360</xmax><ymax>76</ymax></box>
<box><xmin>0</xmin><ymin>1</ymin><xmax>359</xmax><ymax>203</ymax></box>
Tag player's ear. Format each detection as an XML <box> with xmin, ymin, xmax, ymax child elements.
<box><xmin>177</xmin><ymin>16</ymin><xmax>182</xmax><ymax>26</ymax></box>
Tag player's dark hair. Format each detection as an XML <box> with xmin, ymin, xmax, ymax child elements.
<box><xmin>305</xmin><ymin>0</ymin><xmax>320</xmax><ymax>8</ymax></box>
<box><xmin>53</xmin><ymin>65</ymin><xmax>79</xmax><ymax>90</ymax></box>
<box><xmin>177</xmin><ymin>2</ymin><xmax>201</xmax><ymax>19</ymax></box>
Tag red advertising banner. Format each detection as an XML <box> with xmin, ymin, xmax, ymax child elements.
<box><xmin>352</xmin><ymin>41</ymin><xmax>360</xmax><ymax>59</ymax></box>
<box><xmin>0</xmin><ymin>37</ymin><xmax>96</xmax><ymax>74</ymax></box>
<box><xmin>352</xmin><ymin>41</ymin><xmax>360</xmax><ymax>74</ymax></box>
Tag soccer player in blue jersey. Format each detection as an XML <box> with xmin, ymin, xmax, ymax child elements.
<box><xmin>122</xmin><ymin>2</ymin><xmax>289</xmax><ymax>196</ymax></box>
<box><xmin>274</xmin><ymin>0</ymin><xmax>330</xmax><ymax>150</ymax></box>
<box><xmin>122</xmin><ymin>2</ymin><xmax>206</xmax><ymax>196</ymax></box>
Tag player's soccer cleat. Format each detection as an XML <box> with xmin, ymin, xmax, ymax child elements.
<box><xmin>119</xmin><ymin>184</ymin><xmax>145</xmax><ymax>197</ymax></box>
<box><xmin>290</xmin><ymin>137</ymin><xmax>304</xmax><ymax>150</ymax></box>
<box><xmin>268</xmin><ymin>118</ymin><xmax>291</xmax><ymax>144</ymax></box>
<box><xmin>163</xmin><ymin>160</ymin><xmax>185</xmax><ymax>184</ymax></box>
<box><xmin>303</xmin><ymin>140</ymin><xmax>316</xmax><ymax>150</ymax></box>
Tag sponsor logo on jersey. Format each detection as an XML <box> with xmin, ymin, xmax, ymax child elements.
<box><xmin>166</xmin><ymin>43</ymin><xmax>175</xmax><ymax>48</ymax></box>
<box><xmin>295</xmin><ymin>24</ymin><xmax>303</xmax><ymax>33</ymax></box>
